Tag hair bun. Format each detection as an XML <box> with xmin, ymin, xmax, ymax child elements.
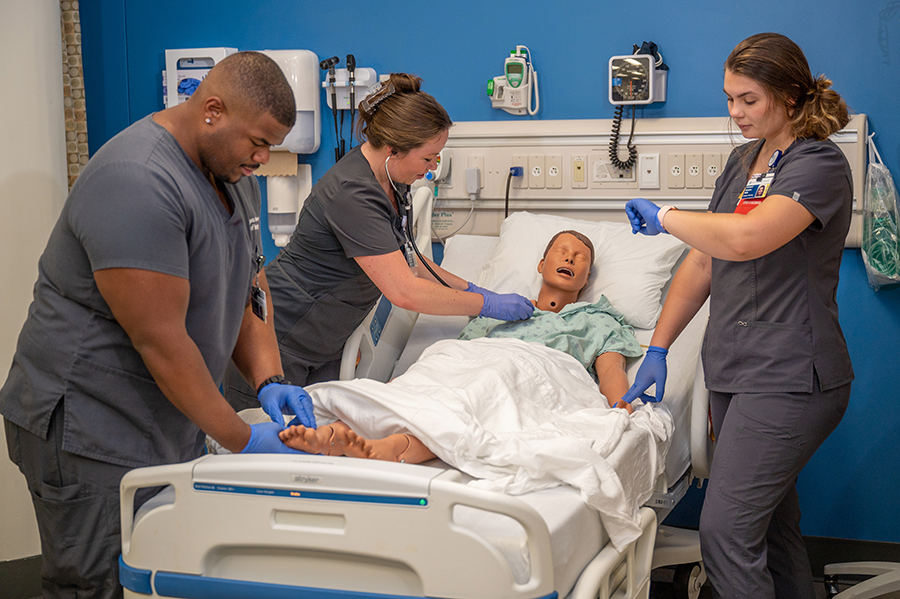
<box><xmin>389</xmin><ymin>73</ymin><xmax>422</xmax><ymax>94</ymax></box>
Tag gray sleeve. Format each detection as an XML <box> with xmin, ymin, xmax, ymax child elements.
<box><xmin>768</xmin><ymin>141</ymin><xmax>853</xmax><ymax>232</ymax></box>
<box><xmin>68</xmin><ymin>161</ymin><xmax>190</xmax><ymax>278</ymax></box>
<box><xmin>325</xmin><ymin>178</ymin><xmax>402</xmax><ymax>258</ymax></box>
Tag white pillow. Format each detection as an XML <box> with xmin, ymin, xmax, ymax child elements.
<box><xmin>476</xmin><ymin>212</ymin><xmax>687</xmax><ymax>329</ymax></box>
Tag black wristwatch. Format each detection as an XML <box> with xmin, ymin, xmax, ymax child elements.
<box><xmin>257</xmin><ymin>374</ymin><xmax>289</xmax><ymax>395</ymax></box>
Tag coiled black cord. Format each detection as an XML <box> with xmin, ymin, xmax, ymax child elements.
<box><xmin>609</xmin><ymin>104</ymin><xmax>637</xmax><ymax>170</ymax></box>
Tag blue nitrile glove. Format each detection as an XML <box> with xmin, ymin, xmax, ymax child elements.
<box><xmin>258</xmin><ymin>382</ymin><xmax>317</xmax><ymax>428</ymax></box>
<box><xmin>621</xmin><ymin>346</ymin><xmax>668</xmax><ymax>403</ymax></box>
<box><xmin>625</xmin><ymin>198</ymin><xmax>665</xmax><ymax>236</ymax></box>
<box><xmin>239</xmin><ymin>421</ymin><xmax>305</xmax><ymax>455</ymax></box>
<box><xmin>467</xmin><ymin>282</ymin><xmax>534</xmax><ymax>321</ymax></box>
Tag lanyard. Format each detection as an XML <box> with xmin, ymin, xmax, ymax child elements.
<box><xmin>735</xmin><ymin>149</ymin><xmax>783</xmax><ymax>214</ymax></box>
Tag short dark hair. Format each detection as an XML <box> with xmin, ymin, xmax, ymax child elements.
<box><xmin>543</xmin><ymin>230</ymin><xmax>595</xmax><ymax>264</ymax></box>
<box><xmin>214</xmin><ymin>51</ymin><xmax>296</xmax><ymax>128</ymax></box>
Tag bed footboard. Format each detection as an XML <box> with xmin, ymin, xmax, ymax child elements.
<box><xmin>120</xmin><ymin>454</ymin><xmax>558</xmax><ymax>599</ymax></box>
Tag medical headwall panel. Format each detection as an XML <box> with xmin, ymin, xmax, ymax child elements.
<box><xmin>430</xmin><ymin>115</ymin><xmax>867</xmax><ymax>247</ymax></box>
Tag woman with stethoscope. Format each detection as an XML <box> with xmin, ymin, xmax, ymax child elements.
<box><xmin>224</xmin><ymin>73</ymin><xmax>533</xmax><ymax>411</ymax></box>
<box><xmin>622</xmin><ymin>33</ymin><xmax>853</xmax><ymax>598</ymax></box>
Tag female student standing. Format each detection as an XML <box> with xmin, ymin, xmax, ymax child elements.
<box><xmin>622</xmin><ymin>33</ymin><xmax>853</xmax><ymax>598</ymax></box>
<box><xmin>225</xmin><ymin>73</ymin><xmax>532</xmax><ymax>411</ymax></box>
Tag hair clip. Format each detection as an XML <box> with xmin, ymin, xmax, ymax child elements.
<box><xmin>359</xmin><ymin>81</ymin><xmax>396</xmax><ymax>115</ymax></box>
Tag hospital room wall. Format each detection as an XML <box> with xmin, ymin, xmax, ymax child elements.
<box><xmin>0</xmin><ymin>0</ymin><xmax>66</xmax><ymax>567</ymax></box>
<box><xmin>76</xmin><ymin>0</ymin><xmax>900</xmax><ymax>545</ymax></box>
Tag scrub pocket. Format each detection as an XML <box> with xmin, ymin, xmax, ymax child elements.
<box><xmin>733</xmin><ymin>320</ymin><xmax>813</xmax><ymax>393</ymax></box>
<box><xmin>31</xmin><ymin>481</ymin><xmax>118</xmax><ymax>592</ymax></box>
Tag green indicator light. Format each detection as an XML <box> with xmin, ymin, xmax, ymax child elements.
<box><xmin>420</xmin><ymin>499</ymin><xmax>426</xmax><ymax>505</ymax></box>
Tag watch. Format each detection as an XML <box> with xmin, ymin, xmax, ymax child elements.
<box><xmin>257</xmin><ymin>374</ymin><xmax>288</xmax><ymax>395</ymax></box>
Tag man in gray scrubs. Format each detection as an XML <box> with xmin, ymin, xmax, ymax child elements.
<box><xmin>0</xmin><ymin>51</ymin><xmax>314</xmax><ymax>597</ymax></box>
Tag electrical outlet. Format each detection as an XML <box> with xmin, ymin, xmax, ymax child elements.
<box><xmin>667</xmin><ymin>153</ymin><xmax>684</xmax><ymax>189</ymax></box>
<box><xmin>528</xmin><ymin>155</ymin><xmax>545</xmax><ymax>189</ymax></box>
<box><xmin>704</xmin><ymin>153</ymin><xmax>721</xmax><ymax>188</ymax></box>
<box><xmin>511</xmin><ymin>154</ymin><xmax>527</xmax><ymax>189</ymax></box>
<box><xmin>546</xmin><ymin>154</ymin><xmax>562</xmax><ymax>189</ymax></box>
<box><xmin>686</xmin><ymin>153</ymin><xmax>703</xmax><ymax>189</ymax></box>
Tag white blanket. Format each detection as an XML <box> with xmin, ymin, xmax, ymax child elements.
<box><xmin>307</xmin><ymin>337</ymin><xmax>673</xmax><ymax>551</ymax></box>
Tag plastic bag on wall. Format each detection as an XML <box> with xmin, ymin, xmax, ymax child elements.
<box><xmin>861</xmin><ymin>133</ymin><xmax>900</xmax><ymax>291</ymax></box>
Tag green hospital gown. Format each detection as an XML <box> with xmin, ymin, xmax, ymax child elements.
<box><xmin>458</xmin><ymin>296</ymin><xmax>642</xmax><ymax>378</ymax></box>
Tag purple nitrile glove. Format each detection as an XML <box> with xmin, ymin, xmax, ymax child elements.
<box><xmin>239</xmin><ymin>421</ymin><xmax>306</xmax><ymax>454</ymax></box>
<box><xmin>621</xmin><ymin>345</ymin><xmax>668</xmax><ymax>403</ymax></box>
<box><xmin>625</xmin><ymin>198</ymin><xmax>665</xmax><ymax>236</ymax></box>
<box><xmin>258</xmin><ymin>382</ymin><xmax>316</xmax><ymax>428</ymax></box>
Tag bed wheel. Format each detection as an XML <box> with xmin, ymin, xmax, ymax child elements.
<box><xmin>673</xmin><ymin>561</ymin><xmax>706</xmax><ymax>599</ymax></box>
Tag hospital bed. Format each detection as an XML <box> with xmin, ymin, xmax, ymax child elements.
<box><xmin>119</xmin><ymin>214</ymin><xmax>714</xmax><ymax>599</ymax></box>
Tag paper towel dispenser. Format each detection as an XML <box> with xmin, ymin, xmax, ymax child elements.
<box><xmin>261</xmin><ymin>49</ymin><xmax>321</xmax><ymax>154</ymax></box>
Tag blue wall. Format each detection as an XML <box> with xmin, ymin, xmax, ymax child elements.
<box><xmin>80</xmin><ymin>0</ymin><xmax>900</xmax><ymax>543</ymax></box>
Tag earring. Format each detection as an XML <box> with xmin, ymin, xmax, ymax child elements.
<box><xmin>205</xmin><ymin>118</ymin><xmax>211</xmax><ymax>124</ymax></box>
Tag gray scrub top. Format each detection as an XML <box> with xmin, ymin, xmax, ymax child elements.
<box><xmin>0</xmin><ymin>115</ymin><xmax>262</xmax><ymax>468</ymax></box>
<box><xmin>702</xmin><ymin>138</ymin><xmax>854</xmax><ymax>393</ymax></box>
<box><xmin>266</xmin><ymin>145</ymin><xmax>406</xmax><ymax>366</ymax></box>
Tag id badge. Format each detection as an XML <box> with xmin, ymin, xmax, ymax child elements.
<box><xmin>736</xmin><ymin>172</ymin><xmax>774</xmax><ymax>214</ymax></box>
<box><xmin>251</xmin><ymin>286</ymin><xmax>267</xmax><ymax>322</ymax></box>
<box><xmin>403</xmin><ymin>241</ymin><xmax>417</xmax><ymax>269</ymax></box>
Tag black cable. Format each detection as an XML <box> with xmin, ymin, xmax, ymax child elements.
<box><xmin>505</xmin><ymin>171</ymin><xmax>513</xmax><ymax>218</ymax></box>
<box><xmin>609</xmin><ymin>104</ymin><xmax>638</xmax><ymax>170</ymax></box>
<box><xmin>339</xmin><ymin>110</ymin><xmax>345</xmax><ymax>159</ymax></box>
<box><xmin>405</xmin><ymin>197</ymin><xmax>450</xmax><ymax>287</ymax></box>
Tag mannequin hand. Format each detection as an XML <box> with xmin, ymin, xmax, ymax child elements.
<box><xmin>239</xmin><ymin>422</ymin><xmax>305</xmax><ymax>454</ymax></box>
<box><xmin>468</xmin><ymin>282</ymin><xmax>534</xmax><ymax>321</ymax></box>
<box><xmin>625</xmin><ymin>198</ymin><xmax>665</xmax><ymax>236</ymax></box>
<box><xmin>621</xmin><ymin>346</ymin><xmax>668</xmax><ymax>403</ymax></box>
<box><xmin>258</xmin><ymin>382</ymin><xmax>316</xmax><ymax>428</ymax></box>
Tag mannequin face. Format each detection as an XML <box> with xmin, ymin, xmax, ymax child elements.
<box><xmin>537</xmin><ymin>233</ymin><xmax>592</xmax><ymax>294</ymax></box>
<box><xmin>724</xmin><ymin>69</ymin><xmax>791</xmax><ymax>142</ymax></box>
<box><xmin>386</xmin><ymin>129</ymin><xmax>449</xmax><ymax>185</ymax></box>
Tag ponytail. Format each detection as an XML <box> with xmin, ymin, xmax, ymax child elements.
<box><xmin>725</xmin><ymin>33</ymin><xmax>850</xmax><ymax>141</ymax></box>
<box><xmin>790</xmin><ymin>74</ymin><xmax>849</xmax><ymax>141</ymax></box>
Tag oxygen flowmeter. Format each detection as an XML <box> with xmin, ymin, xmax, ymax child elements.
<box><xmin>487</xmin><ymin>45</ymin><xmax>539</xmax><ymax>116</ymax></box>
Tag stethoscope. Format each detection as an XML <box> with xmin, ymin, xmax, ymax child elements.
<box><xmin>385</xmin><ymin>154</ymin><xmax>450</xmax><ymax>287</ymax></box>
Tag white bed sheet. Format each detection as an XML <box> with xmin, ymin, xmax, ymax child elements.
<box><xmin>395</xmin><ymin>234</ymin><xmax>704</xmax><ymax>490</ymax></box>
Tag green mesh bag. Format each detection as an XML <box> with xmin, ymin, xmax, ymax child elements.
<box><xmin>862</xmin><ymin>133</ymin><xmax>900</xmax><ymax>290</ymax></box>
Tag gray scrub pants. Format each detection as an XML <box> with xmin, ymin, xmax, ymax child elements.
<box><xmin>5</xmin><ymin>401</ymin><xmax>160</xmax><ymax>599</ymax></box>
<box><xmin>699</xmin><ymin>381</ymin><xmax>850</xmax><ymax>599</ymax></box>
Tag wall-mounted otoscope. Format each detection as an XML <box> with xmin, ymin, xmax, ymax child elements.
<box><xmin>319</xmin><ymin>56</ymin><xmax>341</xmax><ymax>162</ymax></box>
<box><xmin>346</xmin><ymin>54</ymin><xmax>356</xmax><ymax>150</ymax></box>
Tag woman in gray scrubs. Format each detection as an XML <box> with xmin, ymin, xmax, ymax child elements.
<box><xmin>225</xmin><ymin>73</ymin><xmax>533</xmax><ymax>409</ymax></box>
<box><xmin>622</xmin><ymin>33</ymin><xmax>853</xmax><ymax>598</ymax></box>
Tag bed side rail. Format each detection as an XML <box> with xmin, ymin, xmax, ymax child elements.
<box><xmin>340</xmin><ymin>296</ymin><xmax>419</xmax><ymax>382</ymax></box>
<box><xmin>569</xmin><ymin>507</ymin><xmax>657</xmax><ymax>599</ymax></box>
